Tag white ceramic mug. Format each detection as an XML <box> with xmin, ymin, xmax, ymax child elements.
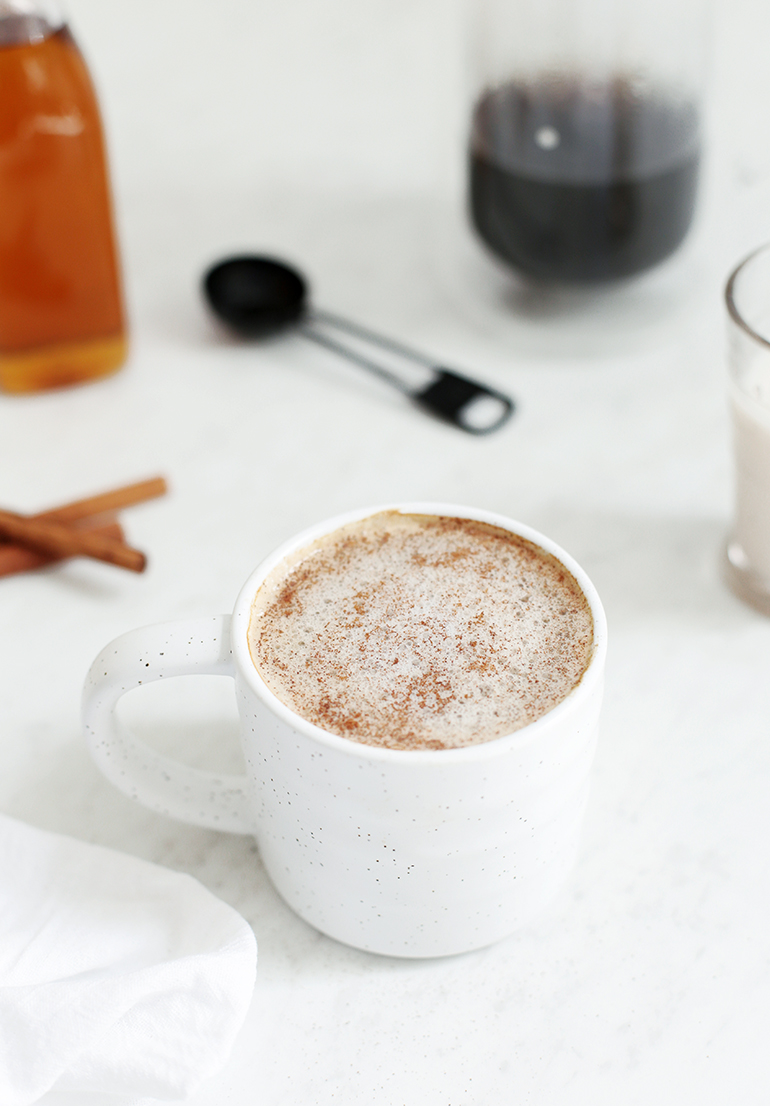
<box><xmin>83</xmin><ymin>504</ymin><xmax>607</xmax><ymax>958</ymax></box>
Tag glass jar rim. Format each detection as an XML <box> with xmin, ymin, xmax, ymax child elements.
<box><xmin>725</xmin><ymin>244</ymin><xmax>770</xmax><ymax>350</ymax></box>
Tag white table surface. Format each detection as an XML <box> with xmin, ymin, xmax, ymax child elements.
<box><xmin>3</xmin><ymin>1</ymin><xmax>770</xmax><ymax>1103</ymax></box>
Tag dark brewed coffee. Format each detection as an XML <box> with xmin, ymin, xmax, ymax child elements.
<box><xmin>469</xmin><ymin>79</ymin><xmax>700</xmax><ymax>283</ymax></box>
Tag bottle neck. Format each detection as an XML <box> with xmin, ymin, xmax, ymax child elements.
<box><xmin>0</xmin><ymin>1</ymin><xmax>64</xmax><ymax>46</ymax></box>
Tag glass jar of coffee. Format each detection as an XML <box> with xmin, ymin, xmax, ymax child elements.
<box><xmin>467</xmin><ymin>0</ymin><xmax>708</xmax><ymax>283</ymax></box>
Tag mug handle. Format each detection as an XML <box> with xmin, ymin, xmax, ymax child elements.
<box><xmin>82</xmin><ymin>615</ymin><xmax>255</xmax><ymax>834</ymax></box>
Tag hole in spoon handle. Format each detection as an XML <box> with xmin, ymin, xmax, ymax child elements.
<box><xmin>411</xmin><ymin>370</ymin><xmax>515</xmax><ymax>435</ymax></box>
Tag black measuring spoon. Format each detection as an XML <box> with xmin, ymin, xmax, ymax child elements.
<box><xmin>203</xmin><ymin>255</ymin><xmax>514</xmax><ymax>435</ymax></box>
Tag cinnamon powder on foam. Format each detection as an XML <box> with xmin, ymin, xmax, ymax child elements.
<box><xmin>247</xmin><ymin>512</ymin><xmax>594</xmax><ymax>751</ymax></box>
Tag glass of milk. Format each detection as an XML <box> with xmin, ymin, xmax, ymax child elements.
<box><xmin>724</xmin><ymin>244</ymin><xmax>770</xmax><ymax>615</ymax></box>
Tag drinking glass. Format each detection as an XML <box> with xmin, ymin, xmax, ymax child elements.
<box><xmin>724</xmin><ymin>245</ymin><xmax>770</xmax><ymax>615</ymax></box>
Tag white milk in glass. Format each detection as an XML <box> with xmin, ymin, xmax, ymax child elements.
<box><xmin>731</xmin><ymin>376</ymin><xmax>770</xmax><ymax>580</ymax></box>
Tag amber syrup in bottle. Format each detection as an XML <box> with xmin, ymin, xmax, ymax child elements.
<box><xmin>0</xmin><ymin>13</ymin><xmax>127</xmax><ymax>392</ymax></box>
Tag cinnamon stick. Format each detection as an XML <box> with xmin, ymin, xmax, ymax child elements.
<box><xmin>0</xmin><ymin>520</ymin><xmax>126</xmax><ymax>577</ymax></box>
<box><xmin>35</xmin><ymin>476</ymin><xmax>168</xmax><ymax>525</ymax></box>
<box><xmin>0</xmin><ymin>509</ymin><xmax>146</xmax><ymax>573</ymax></box>
<box><xmin>0</xmin><ymin>476</ymin><xmax>167</xmax><ymax>577</ymax></box>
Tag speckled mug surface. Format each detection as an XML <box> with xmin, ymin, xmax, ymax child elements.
<box><xmin>83</xmin><ymin>504</ymin><xmax>607</xmax><ymax>958</ymax></box>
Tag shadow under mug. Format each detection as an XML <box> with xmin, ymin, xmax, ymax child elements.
<box><xmin>82</xmin><ymin>504</ymin><xmax>607</xmax><ymax>958</ymax></box>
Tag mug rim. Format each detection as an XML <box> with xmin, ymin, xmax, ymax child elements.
<box><xmin>231</xmin><ymin>503</ymin><xmax>607</xmax><ymax>764</ymax></box>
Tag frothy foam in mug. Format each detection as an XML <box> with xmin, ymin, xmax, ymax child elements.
<box><xmin>247</xmin><ymin>512</ymin><xmax>594</xmax><ymax>751</ymax></box>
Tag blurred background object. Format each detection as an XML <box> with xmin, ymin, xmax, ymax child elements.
<box><xmin>724</xmin><ymin>243</ymin><xmax>770</xmax><ymax>615</ymax></box>
<box><xmin>0</xmin><ymin>0</ymin><xmax>126</xmax><ymax>393</ymax></box>
<box><xmin>467</xmin><ymin>0</ymin><xmax>708</xmax><ymax>283</ymax></box>
<box><xmin>202</xmin><ymin>253</ymin><xmax>514</xmax><ymax>434</ymax></box>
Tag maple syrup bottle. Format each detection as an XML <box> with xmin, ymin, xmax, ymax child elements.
<box><xmin>0</xmin><ymin>2</ymin><xmax>126</xmax><ymax>392</ymax></box>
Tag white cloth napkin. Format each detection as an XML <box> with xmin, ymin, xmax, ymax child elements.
<box><xmin>0</xmin><ymin>814</ymin><xmax>257</xmax><ymax>1106</ymax></box>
